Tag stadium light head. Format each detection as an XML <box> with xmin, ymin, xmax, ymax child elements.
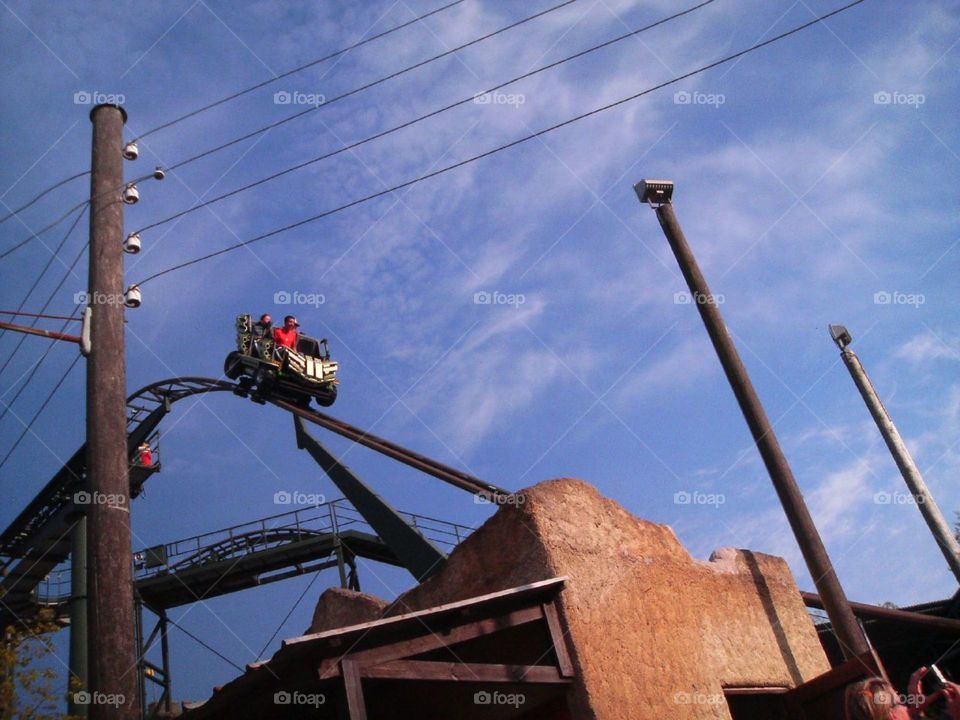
<box><xmin>829</xmin><ymin>324</ymin><xmax>852</xmax><ymax>350</ymax></box>
<box><xmin>634</xmin><ymin>179</ymin><xmax>674</xmax><ymax>206</ymax></box>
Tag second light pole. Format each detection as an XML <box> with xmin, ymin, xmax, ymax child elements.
<box><xmin>635</xmin><ymin>179</ymin><xmax>872</xmax><ymax>661</ymax></box>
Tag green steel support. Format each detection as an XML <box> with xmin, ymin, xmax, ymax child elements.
<box><xmin>68</xmin><ymin>516</ymin><xmax>88</xmax><ymax>718</ymax></box>
<box><xmin>293</xmin><ymin>416</ymin><xmax>446</xmax><ymax>582</ymax></box>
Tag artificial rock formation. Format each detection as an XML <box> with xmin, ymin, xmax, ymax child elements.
<box><xmin>314</xmin><ymin>478</ymin><xmax>830</xmax><ymax>718</ymax></box>
<box><xmin>306</xmin><ymin>586</ymin><xmax>389</xmax><ymax>635</ymax></box>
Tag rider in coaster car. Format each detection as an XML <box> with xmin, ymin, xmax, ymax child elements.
<box><xmin>273</xmin><ymin>315</ymin><xmax>299</xmax><ymax>349</ymax></box>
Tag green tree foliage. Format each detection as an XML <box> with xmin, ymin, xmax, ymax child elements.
<box><xmin>0</xmin><ymin>608</ymin><xmax>76</xmax><ymax>720</ymax></box>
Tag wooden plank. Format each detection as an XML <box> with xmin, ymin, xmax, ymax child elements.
<box><xmin>724</xmin><ymin>686</ymin><xmax>790</xmax><ymax>696</ymax></box>
<box><xmin>361</xmin><ymin>660</ymin><xmax>572</xmax><ymax>684</ymax></box>
<box><xmin>342</xmin><ymin>660</ymin><xmax>367</xmax><ymax>720</ymax></box>
<box><xmin>785</xmin><ymin>652</ymin><xmax>883</xmax><ymax>703</ymax></box>
<box><xmin>541</xmin><ymin>601</ymin><xmax>574</xmax><ymax>678</ymax></box>
<box><xmin>317</xmin><ymin>605</ymin><xmax>544</xmax><ymax>680</ymax></box>
<box><xmin>289</xmin><ymin>576</ymin><xmax>567</xmax><ymax>649</ymax></box>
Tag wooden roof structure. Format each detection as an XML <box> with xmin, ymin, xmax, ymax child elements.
<box><xmin>180</xmin><ymin>576</ymin><xmax>575</xmax><ymax>719</ymax></box>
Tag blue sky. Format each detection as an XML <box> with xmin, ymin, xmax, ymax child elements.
<box><xmin>1</xmin><ymin>0</ymin><xmax>959</xmax><ymax>706</ymax></box>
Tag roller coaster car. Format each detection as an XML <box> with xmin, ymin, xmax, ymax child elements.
<box><xmin>224</xmin><ymin>314</ymin><xmax>339</xmax><ymax>407</ymax></box>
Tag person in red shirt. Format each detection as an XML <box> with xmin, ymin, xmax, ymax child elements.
<box><xmin>137</xmin><ymin>442</ymin><xmax>153</xmax><ymax>467</ymax></box>
<box><xmin>273</xmin><ymin>315</ymin><xmax>300</xmax><ymax>349</ymax></box>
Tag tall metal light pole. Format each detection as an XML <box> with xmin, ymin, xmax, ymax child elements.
<box><xmin>829</xmin><ymin>324</ymin><xmax>960</xmax><ymax>584</ymax></box>
<box><xmin>635</xmin><ymin>180</ymin><xmax>872</xmax><ymax>661</ymax></box>
<box><xmin>86</xmin><ymin>103</ymin><xmax>139</xmax><ymax>719</ymax></box>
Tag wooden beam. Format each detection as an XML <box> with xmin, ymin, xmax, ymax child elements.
<box><xmin>802</xmin><ymin>591</ymin><xmax>960</xmax><ymax>633</ymax></box>
<box><xmin>317</xmin><ymin>605</ymin><xmax>544</xmax><ymax>680</ymax></box>
<box><xmin>342</xmin><ymin>660</ymin><xmax>367</xmax><ymax>720</ymax></box>
<box><xmin>541</xmin><ymin>601</ymin><xmax>574</xmax><ymax>678</ymax></box>
<box><xmin>361</xmin><ymin>660</ymin><xmax>572</xmax><ymax>684</ymax></box>
<box><xmin>723</xmin><ymin>686</ymin><xmax>789</xmax><ymax>696</ymax></box>
<box><xmin>288</xmin><ymin>576</ymin><xmax>567</xmax><ymax>652</ymax></box>
<box><xmin>786</xmin><ymin>651</ymin><xmax>884</xmax><ymax>703</ymax></box>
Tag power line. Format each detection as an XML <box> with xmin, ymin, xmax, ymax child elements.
<box><xmin>0</xmin><ymin>170</ymin><xmax>90</xmax><ymax>226</ymax></box>
<box><xmin>0</xmin><ymin>310</ymin><xmax>80</xmax><ymax>427</ymax></box>
<box><xmin>165</xmin><ymin>617</ymin><xmax>245</xmax><ymax>673</ymax></box>
<box><xmin>0</xmin><ymin>170</ymin><xmax>154</xmax><ymax>261</ymax></box>
<box><xmin>160</xmin><ymin>0</ymin><xmax>580</xmax><ymax>173</ymax></box>
<box><xmin>0</xmin><ymin>230</ymin><xmax>87</xmax><ymax>384</ymax></box>
<box><xmin>0</xmin><ymin>0</ymin><xmax>468</xmax><ymax>239</ymax></box>
<box><xmin>0</xmin><ymin>1</ymin><xmax>575</xmax><ymax>261</ymax></box>
<box><xmin>0</xmin><ymin>206</ymin><xmax>86</xmax><ymax>344</ymax></box>
<box><xmin>137</xmin><ymin>0</ymin><xmax>869</xmax><ymax>288</ymax></box>
<box><xmin>136</xmin><ymin>0</ymin><xmax>716</xmax><ymax>234</ymax></box>
<box><xmin>257</xmin><ymin>569</ymin><xmax>324</xmax><ymax>659</ymax></box>
<box><xmin>133</xmin><ymin>0</ymin><xmax>468</xmax><ymax>142</ymax></box>
<box><xmin>0</xmin><ymin>350</ymin><xmax>81</xmax><ymax>472</ymax></box>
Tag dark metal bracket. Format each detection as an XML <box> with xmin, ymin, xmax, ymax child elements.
<box><xmin>293</xmin><ymin>415</ymin><xmax>446</xmax><ymax>582</ymax></box>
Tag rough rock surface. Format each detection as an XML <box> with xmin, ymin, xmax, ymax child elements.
<box><xmin>305</xmin><ymin>586</ymin><xmax>388</xmax><ymax>635</ymax></box>
<box><xmin>311</xmin><ymin>478</ymin><xmax>830</xmax><ymax>718</ymax></box>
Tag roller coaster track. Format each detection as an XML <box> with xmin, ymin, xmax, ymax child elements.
<box><xmin>0</xmin><ymin>376</ymin><xmax>504</xmax><ymax>626</ymax></box>
<box><xmin>32</xmin><ymin>499</ymin><xmax>471</xmax><ymax>614</ymax></box>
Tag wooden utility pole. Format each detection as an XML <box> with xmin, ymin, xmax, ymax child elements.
<box><xmin>635</xmin><ymin>180</ymin><xmax>873</xmax><ymax>661</ymax></box>
<box><xmin>86</xmin><ymin>103</ymin><xmax>138</xmax><ymax>719</ymax></box>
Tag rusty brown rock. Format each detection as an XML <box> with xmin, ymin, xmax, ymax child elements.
<box><xmin>308</xmin><ymin>478</ymin><xmax>830</xmax><ymax>718</ymax></box>
<box><xmin>306</xmin><ymin>586</ymin><xmax>389</xmax><ymax>635</ymax></box>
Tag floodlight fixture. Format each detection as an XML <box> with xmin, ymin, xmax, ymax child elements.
<box><xmin>634</xmin><ymin>179</ymin><xmax>674</xmax><ymax>206</ymax></box>
<box><xmin>829</xmin><ymin>324</ymin><xmax>852</xmax><ymax>350</ymax></box>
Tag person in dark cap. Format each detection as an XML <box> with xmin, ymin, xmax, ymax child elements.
<box><xmin>253</xmin><ymin>313</ymin><xmax>273</xmax><ymax>339</ymax></box>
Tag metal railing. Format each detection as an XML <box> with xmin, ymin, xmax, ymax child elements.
<box><xmin>34</xmin><ymin>497</ymin><xmax>472</xmax><ymax>605</ymax></box>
